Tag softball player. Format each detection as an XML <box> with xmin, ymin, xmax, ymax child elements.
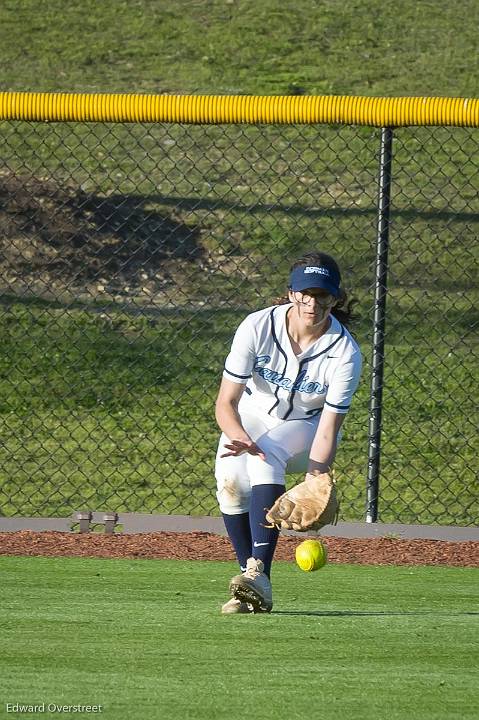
<box><xmin>214</xmin><ymin>251</ymin><xmax>362</xmax><ymax>614</ymax></box>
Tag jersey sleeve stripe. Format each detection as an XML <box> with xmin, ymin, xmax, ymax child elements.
<box><xmin>325</xmin><ymin>400</ymin><xmax>350</xmax><ymax>410</ymax></box>
<box><xmin>224</xmin><ymin>368</ymin><xmax>252</xmax><ymax>380</ymax></box>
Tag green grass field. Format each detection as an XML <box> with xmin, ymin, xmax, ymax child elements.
<box><xmin>1</xmin><ymin>556</ymin><xmax>478</xmax><ymax>720</ymax></box>
<box><xmin>0</xmin><ymin>1</ymin><xmax>477</xmax><ymax>524</ymax></box>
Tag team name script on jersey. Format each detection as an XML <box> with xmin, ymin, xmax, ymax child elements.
<box><xmin>253</xmin><ymin>355</ymin><xmax>326</xmax><ymax>394</ymax></box>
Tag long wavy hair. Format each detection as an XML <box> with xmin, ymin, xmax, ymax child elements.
<box><xmin>273</xmin><ymin>251</ymin><xmax>357</xmax><ymax>327</ymax></box>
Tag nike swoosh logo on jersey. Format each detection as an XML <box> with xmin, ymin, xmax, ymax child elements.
<box><xmin>253</xmin><ymin>541</ymin><xmax>270</xmax><ymax>547</ymax></box>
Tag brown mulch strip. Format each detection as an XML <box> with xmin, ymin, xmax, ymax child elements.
<box><xmin>0</xmin><ymin>531</ymin><xmax>478</xmax><ymax>567</ymax></box>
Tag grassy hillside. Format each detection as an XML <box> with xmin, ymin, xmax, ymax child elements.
<box><xmin>0</xmin><ymin>0</ymin><xmax>477</xmax><ymax>96</ymax></box>
<box><xmin>0</xmin><ymin>1</ymin><xmax>477</xmax><ymax>524</ymax></box>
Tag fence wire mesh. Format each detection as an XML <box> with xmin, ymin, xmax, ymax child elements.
<box><xmin>0</xmin><ymin>121</ymin><xmax>477</xmax><ymax>524</ymax></box>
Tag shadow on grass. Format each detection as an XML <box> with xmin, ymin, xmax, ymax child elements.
<box><xmin>273</xmin><ymin>610</ymin><xmax>479</xmax><ymax>617</ymax></box>
<box><xmin>0</xmin><ymin>176</ymin><xmax>204</xmax><ymax>282</ymax></box>
<box><xmin>0</xmin><ymin>291</ymin><xmax>253</xmax><ymax>319</ymax></box>
<box><xmin>134</xmin><ymin>193</ymin><xmax>479</xmax><ymax>225</ymax></box>
<box><xmin>1</xmin><ymin>290</ymin><xmax>476</xmax><ymax>346</ymax></box>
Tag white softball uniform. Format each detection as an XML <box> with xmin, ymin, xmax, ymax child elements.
<box><xmin>215</xmin><ymin>303</ymin><xmax>362</xmax><ymax>514</ymax></box>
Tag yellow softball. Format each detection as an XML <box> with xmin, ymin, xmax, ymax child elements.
<box><xmin>295</xmin><ymin>539</ymin><xmax>328</xmax><ymax>572</ymax></box>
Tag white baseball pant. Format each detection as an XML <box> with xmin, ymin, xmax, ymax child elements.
<box><xmin>215</xmin><ymin>399</ymin><xmax>321</xmax><ymax>515</ymax></box>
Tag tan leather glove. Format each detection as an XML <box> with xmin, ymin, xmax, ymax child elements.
<box><xmin>265</xmin><ymin>471</ymin><xmax>339</xmax><ymax>532</ymax></box>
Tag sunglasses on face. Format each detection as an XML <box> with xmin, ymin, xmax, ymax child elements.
<box><xmin>291</xmin><ymin>290</ymin><xmax>336</xmax><ymax>307</ymax></box>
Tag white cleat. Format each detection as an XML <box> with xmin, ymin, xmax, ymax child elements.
<box><xmin>221</xmin><ymin>597</ymin><xmax>254</xmax><ymax>614</ymax></box>
<box><xmin>229</xmin><ymin>557</ymin><xmax>273</xmax><ymax>613</ymax></box>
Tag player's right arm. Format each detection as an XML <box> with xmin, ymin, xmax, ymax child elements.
<box><xmin>215</xmin><ymin>377</ymin><xmax>249</xmax><ymax>443</ymax></box>
<box><xmin>216</xmin><ymin>313</ymin><xmax>265</xmax><ymax>459</ymax></box>
<box><xmin>215</xmin><ymin>378</ymin><xmax>265</xmax><ymax>459</ymax></box>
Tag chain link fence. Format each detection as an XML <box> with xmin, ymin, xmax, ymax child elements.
<box><xmin>0</xmin><ymin>118</ymin><xmax>477</xmax><ymax>524</ymax></box>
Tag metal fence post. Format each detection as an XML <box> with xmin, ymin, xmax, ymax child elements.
<box><xmin>366</xmin><ymin>127</ymin><xmax>394</xmax><ymax>523</ymax></box>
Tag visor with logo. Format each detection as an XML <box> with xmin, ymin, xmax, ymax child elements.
<box><xmin>289</xmin><ymin>265</ymin><xmax>341</xmax><ymax>298</ymax></box>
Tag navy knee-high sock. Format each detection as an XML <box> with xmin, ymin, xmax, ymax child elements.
<box><xmin>222</xmin><ymin>512</ymin><xmax>252</xmax><ymax>572</ymax></box>
<box><xmin>249</xmin><ymin>484</ymin><xmax>284</xmax><ymax>578</ymax></box>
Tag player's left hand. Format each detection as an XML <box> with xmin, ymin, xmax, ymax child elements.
<box><xmin>220</xmin><ymin>439</ymin><xmax>266</xmax><ymax>460</ymax></box>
